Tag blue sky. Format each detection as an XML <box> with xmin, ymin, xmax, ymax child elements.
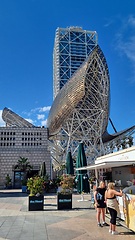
<box><xmin>0</xmin><ymin>0</ymin><xmax>135</xmax><ymax>137</ymax></box>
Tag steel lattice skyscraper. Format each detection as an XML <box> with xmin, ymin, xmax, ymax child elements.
<box><xmin>53</xmin><ymin>27</ymin><xmax>98</xmax><ymax>99</ymax></box>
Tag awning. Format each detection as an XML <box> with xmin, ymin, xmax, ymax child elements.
<box><xmin>76</xmin><ymin>161</ymin><xmax>135</xmax><ymax>171</ymax></box>
<box><xmin>76</xmin><ymin>146</ymin><xmax>135</xmax><ymax>171</ymax></box>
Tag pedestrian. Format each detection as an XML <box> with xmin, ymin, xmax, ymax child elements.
<box><xmin>94</xmin><ymin>181</ymin><xmax>108</xmax><ymax>227</ymax></box>
<box><xmin>105</xmin><ymin>182</ymin><xmax>123</xmax><ymax>235</ymax></box>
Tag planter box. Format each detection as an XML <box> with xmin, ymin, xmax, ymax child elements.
<box><xmin>57</xmin><ymin>193</ymin><xmax>72</xmax><ymax>210</ymax></box>
<box><xmin>28</xmin><ymin>195</ymin><xmax>44</xmax><ymax>211</ymax></box>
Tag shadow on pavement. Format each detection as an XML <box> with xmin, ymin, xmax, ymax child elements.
<box><xmin>0</xmin><ymin>191</ymin><xmax>28</xmax><ymax>198</ymax></box>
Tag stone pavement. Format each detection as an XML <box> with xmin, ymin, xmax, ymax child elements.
<box><xmin>0</xmin><ymin>189</ymin><xmax>134</xmax><ymax>240</ymax></box>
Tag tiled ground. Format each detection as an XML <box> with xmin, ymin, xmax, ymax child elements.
<box><xmin>0</xmin><ymin>190</ymin><xmax>134</xmax><ymax>240</ymax></box>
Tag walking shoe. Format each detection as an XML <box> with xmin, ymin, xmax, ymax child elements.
<box><xmin>97</xmin><ymin>223</ymin><xmax>103</xmax><ymax>227</ymax></box>
<box><xmin>109</xmin><ymin>229</ymin><xmax>112</xmax><ymax>233</ymax></box>
<box><xmin>102</xmin><ymin>222</ymin><xmax>108</xmax><ymax>226</ymax></box>
<box><xmin>112</xmin><ymin>231</ymin><xmax>119</xmax><ymax>235</ymax></box>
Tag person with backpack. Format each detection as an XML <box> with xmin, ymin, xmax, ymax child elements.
<box><xmin>94</xmin><ymin>181</ymin><xmax>108</xmax><ymax>227</ymax></box>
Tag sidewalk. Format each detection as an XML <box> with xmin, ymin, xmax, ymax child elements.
<box><xmin>0</xmin><ymin>189</ymin><xmax>134</xmax><ymax>240</ymax></box>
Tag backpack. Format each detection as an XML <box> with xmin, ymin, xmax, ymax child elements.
<box><xmin>96</xmin><ymin>192</ymin><xmax>102</xmax><ymax>201</ymax></box>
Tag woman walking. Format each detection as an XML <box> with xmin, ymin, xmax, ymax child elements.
<box><xmin>94</xmin><ymin>181</ymin><xmax>108</xmax><ymax>227</ymax></box>
<box><xmin>105</xmin><ymin>182</ymin><xmax>123</xmax><ymax>235</ymax></box>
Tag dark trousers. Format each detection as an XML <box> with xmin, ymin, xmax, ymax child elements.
<box><xmin>108</xmin><ymin>207</ymin><xmax>117</xmax><ymax>225</ymax></box>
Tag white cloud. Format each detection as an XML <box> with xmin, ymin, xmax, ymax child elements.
<box><xmin>23</xmin><ymin>106</ymin><xmax>51</xmax><ymax>115</ymax></box>
<box><xmin>25</xmin><ymin>118</ymin><xmax>35</xmax><ymax>125</ymax></box>
<box><xmin>39</xmin><ymin>106</ymin><xmax>51</xmax><ymax>112</ymax></box>
<box><xmin>127</xmin><ymin>15</ymin><xmax>135</xmax><ymax>26</ymax></box>
<box><xmin>37</xmin><ymin>114</ymin><xmax>45</xmax><ymax>120</ymax></box>
<box><xmin>41</xmin><ymin>119</ymin><xmax>48</xmax><ymax>126</ymax></box>
<box><xmin>116</xmin><ymin>33</ymin><xmax>135</xmax><ymax>62</ymax></box>
<box><xmin>115</xmin><ymin>15</ymin><xmax>135</xmax><ymax>58</ymax></box>
<box><xmin>104</xmin><ymin>18</ymin><xmax>114</xmax><ymax>28</ymax></box>
<box><xmin>114</xmin><ymin>15</ymin><xmax>135</xmax><ymax>82</ymax></box>
<box><xmin>21</xmin><ymin>105</ymin><xmax>51</xmax><ymax>127</ymax></box>
<box><xmin>0</xmin><ymin>110</ymin><xmax>5</xmax><ymax>127</ymax></box>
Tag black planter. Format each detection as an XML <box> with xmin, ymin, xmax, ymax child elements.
<box><xmin>57</xmin><ymin>193</ymin><xmax>72</xmax><ymax>210</ymax></box>
<box><xmin>28</xmin><ymin>195</ymin><xmax>44</xmax><ymax>211</ymax></box>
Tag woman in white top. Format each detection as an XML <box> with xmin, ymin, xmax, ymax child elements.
<box><xmin>105</xmin><ymin>182</ymin><xmax>123</xmax><ymax>235</ymax></box>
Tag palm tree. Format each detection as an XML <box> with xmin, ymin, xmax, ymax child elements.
<box><xmin>15</xmin><ymin>157</ymin><xmax>32</xmax><ymax>185</ymax></box>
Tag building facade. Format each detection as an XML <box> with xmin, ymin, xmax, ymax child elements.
<box><xmin>53</xmin><ymin>26</ymin><xmax>98</xmax><ymax>99</ymax></box>
<box><xmin>0</xmin><ymin>108</ymin><xmax>51</xmax><ymax>188</ymax></box>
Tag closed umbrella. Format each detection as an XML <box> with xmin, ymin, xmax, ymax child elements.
<box><xmin>66</xmin><ymin>151</ymin><xmax>74</xmax><ymax>175</ymax></box>
<box><xmin>39</xmin><ymin>162</ymin><xmax>46</xmax><ymax>177</ymax></box>
<box><xmin>76</xmin><ymin>143</ymin><xmax>90</xmax><ymax>194</ymax></box>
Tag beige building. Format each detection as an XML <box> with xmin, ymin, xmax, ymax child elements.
<box><xmin>0</xmin><ymin>108</ymin><xmax>51</xmax><ymax>188</ymax></box>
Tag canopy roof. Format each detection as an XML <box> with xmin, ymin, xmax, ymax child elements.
<box><xmin>76</xmin><ymin>146</ymin><xmax>135</xmax><ymax>170</ymax></box>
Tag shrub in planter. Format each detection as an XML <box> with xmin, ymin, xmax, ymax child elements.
<box><xmin>59</xmin><ymin>174</ymin><xmax>74</xmax><ymax>194</ymax></box>
<box><xmin>57</xmin><ymin>174</ymin><xmax>74</xmax><ymax>210</ymax></box>
<box><xmin>27</xmin><ymin>176</ymin><xmax>44</xmax><ymax>196</ymax></box>
<box><xmin>27</xmin><ymin>176</ymin><xmax>45</xmax><ymax>211</ymax></box>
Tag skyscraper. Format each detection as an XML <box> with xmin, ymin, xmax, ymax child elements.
<box><xmin>53</xmin><ymin>26</ymin><xmax>98</xmax><ymax>99</ymax></box>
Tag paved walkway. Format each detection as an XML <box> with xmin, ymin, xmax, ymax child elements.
<box><xmin>0</xmin><ymin>189</ymin><xmax>134</xmax><ymax>240</ymax></box>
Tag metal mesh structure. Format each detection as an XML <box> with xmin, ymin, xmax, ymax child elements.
<box><xmin>48</xmin><ymin>44</ymin><xmax>110</xmax><ymax>166</ymax></box>
<box><xmin>48</xmin><ymin>26</ymin><xmax>135</xmax><ymax>168</ymax></box>
<box><xmin>2</xmin><ymin>107</ymin><xmax>35</xmax><ymax>128</ymax></box>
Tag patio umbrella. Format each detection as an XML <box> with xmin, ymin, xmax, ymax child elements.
<box><xmin>76</xmin><ymin>142</ymin><xmax>90</xmax><ymax>194</ymax></box>
<box><xmin>66</xmin><ymin>151</ymin><xmax>74</xmax><ymax>175</ymax></box>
